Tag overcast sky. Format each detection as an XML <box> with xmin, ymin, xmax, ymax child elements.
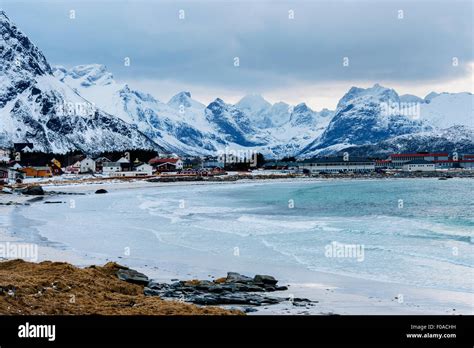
<box><xmin>2</xmin><ymin>0</ymin><xmax>473</xmax><ymax>109</ymax></box>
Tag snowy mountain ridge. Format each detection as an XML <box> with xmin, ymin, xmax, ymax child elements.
<box><xmin>1</xmin><ymin>10</ymin><xmax>472</xmax><ymax>158</ymax></box>
<box><xmin>0</xmin><ymin>11</ymin><xmax>159</xmax><ymax>154</ymax></box>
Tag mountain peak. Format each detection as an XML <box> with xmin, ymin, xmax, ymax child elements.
<box><xmin>236</xmin><ymin>94</ymin><xmax>271</xmax><ymax>113</ymax></box>
<box><xmin>213</xmin><ymin>97</ymin><xmax>226</xmax><ymax>104</ymax></box>
<box><xmin>424</xmin><ymin>92</ymin><xmax>440</xmax><ymax>102</ymax></box>
<box><xmin>293</xmin><ymin>102</ymin><xmax>312</xmax><ymax>113</ymax></box>
<box><xmin>400</xmin><ymin>94</ymin><xmax>424</xmax><ymax>104</ymax></box>
<box><xmin>0</xmin><ymin>10</ymin><xmax>52</xmax><ymax>77</ymax></box>
<box><xmin>167</xmin><ymin>91</ymin><xmax>205</xmax><ymax>110</ymax></box>
<box><xmin>168</xmin><ymin>91</ymin><xmax>192</xmax><ymax>106</ymax></box>
<box><xmin>337</xmin><ymin>84</ymin><xmax>399</xmax><ymax>110</ymax></box>
<box><xmin>0</xmin><ymin>10</ymin><xmax>11</xmax><ymax>24</ymax></box>
<box><xmin>0</xmin><ymin>10</ymin><xmax>159</xmax><ymax>154</ymax></box>
<box><xmin>1</xmin><ymin>10</ymin><xmax>53</xmax><ymax>107</ymax></box>
<box><xmin>53</xmin><ymin>64</ymin><xmax>114</xmax><ymax>87</ymax></box>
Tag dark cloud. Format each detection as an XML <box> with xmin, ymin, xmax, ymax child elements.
<box><xmin>2</xmin><ymin>0</ymin><xmax>472</xmax><ymax>91</ymax></box>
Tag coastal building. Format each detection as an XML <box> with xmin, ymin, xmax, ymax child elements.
<box><xmin>263</xmin><ymin>162</ymin><xmax>291</xmax><ymax>170</ymax></box>
<box><xmin>64</xmin><ymin>161</ymin><xmax>81</xmax><ymax>174</ymax></box>
<box><xmin>20</xmin><ymin>166</ymin><xmax>53</xmax><ymax>178</ymax></box>
<box><xmin>134</xmin><ymin>163</ymin><xmax>153</xmax><ymax>175</ymax></box>
<box><xmin>103</xmin><ymin>162</ymin><xmax>122</xmax><ymax>174</ymax></box>
<box><xmin>375</xmin><ymin>160</ymin><xmax>393</xmax><ymax>170</ymax></box>
<box><xmin>202</xmin><ymin>158</ymin><xmax>224</xmax><ymax>169</ymax></box>
<box><xmin>109</xmin><ymin>171</ymin><xmax>151</xmax><ymax>177</ymax></box>
<box><xmin>433</xmin><ymin>159</ymin><xmax>474</xmax><ymax>170</ymax></box>
<box><xmin>80</xmin><ymin>158</ymin><xmax>96</xmax><ymax>173</ymax></box>
<box><xmin>182</xmin><ymin>157</ymin><xmax>202</xmax><ymax>169</ymax></box>
<box><xmin>9</xmin><ymin>162</ymin><xmax>22</xmax><ymax>171</ymax></box>
<box><xmin>149</xmin><ymin>157</ymin><xmax>184</xmax><ymax>172</ymax></box>
<box><xmin>117</xmin><ymin>157</ymin><xmax>130</xmax><ymax>163</ymax></box>
<box><xmin>402</xmin><ymin>159</ymin><xmax>435</xmax><ymax>172</ymax></box>
<box><xmin>94</xmin><ymin>157</ymin><xmax>112</xmax><ymax>173</ymax></box>
<box><xmin>262</xmin><ymin>161</ymin><xmax>299</xmax><ymax>173</ymax></box>
<box><xmin>115</xmin><ymin>157</ymin><xmax>133</xmax><ymax>172</ymax></box>
<box><xmin>299</xmin><ymin>157</ymin><xmax>375</xmax><ymax>174</ymax></box>
<box><xmin>388</xmin><ymin>153</ymin><xmax>449</xmax><ymax>169</ymax></box>
<box><xmin>49</xmin><ymin>159</ymin><xmax>63</xmax><ymax>176</ymax></box>
<box><xmin>460</xmin><ymin>159</ymin><xmax>474</xmax><ymax>169</ymax></box>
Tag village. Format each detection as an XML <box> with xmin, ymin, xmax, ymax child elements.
<box><xmin>1</xmin><ymin>143</ymin><xmax>474</xmax><ymax>186</ymax></box>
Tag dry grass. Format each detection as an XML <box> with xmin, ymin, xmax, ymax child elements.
<box><xmin>0</xmin><ymin>259</ymin><xmax>241</xmax><ymax>315</ymax></box>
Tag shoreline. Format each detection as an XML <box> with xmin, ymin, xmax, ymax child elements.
<box><xmin>1</xmin><ymin>178</ymin><xmax>473</xmax><ymax>315</ymax></box>
<box><xmin>2</xmin><ymin>168</ymin><xmax>473</xmax><ymax>192</ymax></box>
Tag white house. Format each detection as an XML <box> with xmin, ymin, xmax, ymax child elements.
<box><xmin>117</xmin><ymin>157</ymin><xmax>130</xmax><ymax>164</ymax></box>
<box><xmin>300</xmin><ymin>157</ymin><xmax>375</xmax><ymax>174</ymax></box>
<box><xmin>11</xmin><ymin>162</ymin><xmax>22</xmax><ymax>170</ymax></box>
<box><xmin>103</xmin><ymin>162</ymin><xmax>122</xmax><ymax>174</ymax></box>
<box><xmin>135</xmin><ymin>163</ymin><xmax>153</xmax><ymax>175</ymax></box>
<box><xmin>64</xmin><ymin>161</ymin><xmax>81</xmax><ymax>174</ymax></box>
<box><xmin>402</xmin><ymin>160</ymin><xmax>435</xmax><ymax>172</ymax></box>
<box><xmin>80</xmin><ymin>158</ymin><xmax>96</xmax><ymax>173</ymax></box>
<box><xmin>175</xmin><ymin>159</ymin><xmax>184</xmax><ymax>170</ymax></box>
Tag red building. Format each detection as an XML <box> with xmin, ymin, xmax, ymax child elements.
<box><xmin>388</xmin><ymin>153</ymin><xmax>449</xmax><ymax>168</ymax></box>
<box><xmin>148</xmin><ymin>157</ymin><xmax>183</xmax><ymax>172</ymax></box>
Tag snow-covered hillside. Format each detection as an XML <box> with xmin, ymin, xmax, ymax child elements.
<box><xmin>420</xmin><ymin>92</ymin><xmax>473</xmax><ymax>129</ymax></box>
<box><xmin>0</xmin><ymin>11</ymin><xmax>158</xmax><ymax>154</ymax></box>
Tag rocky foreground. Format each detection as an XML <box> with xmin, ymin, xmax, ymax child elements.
<box><xmin>0</xmin><ymin>260</ymin><xmax>238</xmax><ymax>315</ymax></box>
<box><xmin>119</xmin><ymin>268</ymin><xmax>315</xmax><ymax>313</ymax></box>
<box><xmin>0</xmin><ymin>259</ymin><xmax>314</xmax><ymax>315</ymax></box>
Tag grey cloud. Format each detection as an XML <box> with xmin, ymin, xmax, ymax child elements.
<box><xmin>2</xmin><ymin>0</ymin><xmax>472</xmax><ymax>91</ymax></box>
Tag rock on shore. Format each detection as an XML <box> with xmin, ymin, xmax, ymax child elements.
<box><xmin>142</xmin><ymin>272</ymin><xmax>314</xmax><ymax>310</ymax></box>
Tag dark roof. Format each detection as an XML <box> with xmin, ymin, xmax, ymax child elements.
<box><xmin>301</xmin><ymin>156</ymin><xmax>373</xmax><ymax>164</ymax></box>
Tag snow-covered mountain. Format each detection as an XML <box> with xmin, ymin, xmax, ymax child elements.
<box><xmin>1</xmin><ymin>10</ymin><xmax>472</xmax><ymax>158</ymax></box>
<box><xmin>54</xmin><ymin>65</ymin><xmax>227</xmax><ymax>155</ymax></box>
<box><xmin>205</xmin><ymin>98</ymin><xmax>268</xmax><ymax>147</ymax></box>
<box><xmin>236</xmin><ymin>94</ymin><xmax>272</xmax><ymax>127</ymax></box>
<box><xmin>299</xmin><ymin>84</ymin><xmax>473</xmax><ymax>157</ymax></box>
<box><xmin>300</xmin><ymin>84</ymin><xmax>474</xmax><ymax>157</ymax></box>
<box><xmin>420</xmin><ymin>92</ymin><xmax>473</xmax><ymax>129</ymax></box>
<box><xmin>0</xmin><ymin>11</ymin><xmax>158</xmax><ymax>154</ymax></box>
<box><xmin>256</xmin><ymin>103</ymin><xmax>334</xmax><ymax>158</ymax></box>
<box><xmin>52</xmin><ymin>65</ymin><xmax>337</xmax><ymax>157</ymax></box>
<box><xmin>338</xmin><ymin>125</ymin><xmax>474</xmax><ymax>157</ymax></box>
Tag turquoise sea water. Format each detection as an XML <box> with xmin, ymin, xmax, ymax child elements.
<box><xmin>4</xmin><ymin>178</ymin><xmax>474</xmax><ymax>292</ymax></box>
